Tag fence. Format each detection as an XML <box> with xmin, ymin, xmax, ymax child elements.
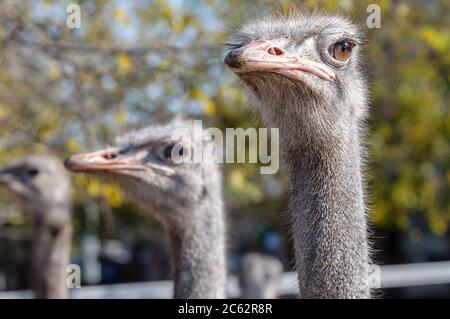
<box><xmin>1</xmin><ymin>261</ymin><xmax>450</xmax><ymax>298</ymax></box>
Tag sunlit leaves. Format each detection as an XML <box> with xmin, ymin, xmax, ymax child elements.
<box><xmin>65</xmin><ymin>138</ymin><xmax>80</xmax><ymax>153</ymax></box>
<box><xmin>75</xmin><ymin>175</ymin><xmax>124</xmax><ymax>208</ymax></box>
<box><xmin>190</xmin><ymin>87</ymin><xmax>216</xmax><ymax>116</ymax></box>
<box><xmin>418</xmin><ymin>27</ymin><xmax>450</xmax><ymax>53</ymax></box>
<box><xmin>115</xmin><ymin>110</ymin><xmax>128</xmax><ymax>125</ymax></box>
<box><xmin>227</xmin><ymin>168</ymin><xmax>263</xmax><ymax>203</ymax></box>
<box><xmin>102</xmin><ymin>183</ymin><xmax>124</xmax><ymax>208</ymax></box>
<box><xmin>0</xmin><ymin>0</ymin><xmax>448</xmax><ymax>238</ymax></box>
<box><xmin>112</xmin><ymin>8</ymin><xmax>130</xmax><ymax>26</ymax></box>
<box><xmin>48</xmin><ymin>61</ymin><xmax>61</xmax><ymax>80</ymax></box>
<box><xmin>360</xmin><ymin>0</ymin><xmax>450</xmax><ymax>234</ymax></box>
<box><xmin>116</xmin><ymin>52</ymin><xmax>132</xmax><ymax>76</ymax></box>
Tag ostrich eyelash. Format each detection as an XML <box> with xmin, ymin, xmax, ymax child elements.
<box><xmin>224</xmin><ymin>34</ymin><xmax>254</xmax><ymax>49</ymax></box>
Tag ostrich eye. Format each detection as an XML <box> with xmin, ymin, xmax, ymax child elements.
<box><xmin>159</xmin><ymin>143</ymin><xmax>188</xmax><ymax>163</ymax></box>
<box><xmin>329</xmin><ymin>40</ymin><xmax>355</xmax><ymax>62</ymax></box>
<box><xmin>163</xmin><ymin>145</ymin><xmax>176</xmax><ymax>160</ymax></box>
<box><xmin>27</xmin><ymin>168</ymin><xmax>39</xmax><ymax>177</ymax></box>
<box><xmin>162</xmin><ymin>144</ymin><xmax>184</xmax><ymax>161</ymax></box>
<box><xmin>118</xmin><ymin>147</ymin><xmax>129</xmax><ymax>155</ymax></box>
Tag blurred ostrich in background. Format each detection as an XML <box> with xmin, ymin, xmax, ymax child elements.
<box><xmin>225</xmin><ymin>13</ymin><xmax>371</xmax><ymax>298</ymax></box>
<box><xmin>238</xmin><ymin>252</ymin><xmax>283</xmax><ymax>299</ymax></box>
<box><xmin>0</xmin><ymin>155</ymin><xmax>72</xmax><ymax>298</ymax></box>
<box><xmin>64</xmin><ymin>118</ymin><xmax>226</xmax><ymax>299</ymax></box>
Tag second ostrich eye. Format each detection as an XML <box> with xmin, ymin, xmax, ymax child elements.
<box><xmin>328</xmin><ymin>40</ymin><xmax>355</xmax><ymax>62</ymax></box>
<box><xmin>161</xmin><ymin>144</ymin><xmax>183</xmax><ymax>161</ymax></box>
<box><xmin>163</xmin><ymin>145</ymin><xmax>175</xmax><ymax>160</ymax></box>
<box><xmin>159</xmin><ymin>143</ymin><xmax>188</xmax><ymax>163</ymax></box>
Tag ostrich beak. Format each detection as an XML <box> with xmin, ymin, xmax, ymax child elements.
<box><xmin>64</xmin><ymin>148</ymin><xmax>140</xmax><ymax>173</ymax></box>
<box><xmin>225</xmin><ymin>39</ymin><xmax>335</xmax><ymax>81</ymax></box>
<box><xmin>0</xmin><ymin>170</ymin><xmax>12</xmax><ymax>186</ymax></box>
<box><xmin>64</xmin><ymin>149</ymin><xmax>175</xmax><ymax>176</ymax></box>
<box><xmin>0</xmin><ymin>169</ymin><xmax>26</xmax><ymax>195</ymax></box>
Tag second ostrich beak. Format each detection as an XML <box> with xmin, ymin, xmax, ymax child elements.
<box><xmin>225</xmin><ymin>39</ymin><xmax>335</xmax><ymax>81</ymax></box>
<box><xmin>64</xmin><ymin>149</ymin><xmax>175</xmax><ymax>176</ymax></box>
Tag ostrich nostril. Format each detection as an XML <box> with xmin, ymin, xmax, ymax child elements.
<box><xmin>102</xmin><ymin>152</ymin><xmax>117</xmax><ymax>160</ymax></box>
<box><xmin>267</xmin><ymin>46</ymin><xmax>284</xmax><ymax>56</ymax></box>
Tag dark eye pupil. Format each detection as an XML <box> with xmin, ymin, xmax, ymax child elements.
<box><xmin>164</xmin><ymin>145</ymin><xmax>174</xmax><ymax>159</ymax></box>
<box><xmin>28</xmin><ymin>168</ymin><xmax>39</xmax><ymax>176</ymax></box>
<box><xmin>162</xmin><ymin>144</ymin><xmax>186</xmax><ymax>161</ymax></box>
<box><xmin>118</xmin><ymin>148</ymin><xmax>129</xmax><ymax>155</ymax></box>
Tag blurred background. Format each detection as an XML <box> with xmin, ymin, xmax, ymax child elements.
<box><xmin>0</xmin><ymin>0</ymin><xmax>448</xmax><ymax>298</ymax></box>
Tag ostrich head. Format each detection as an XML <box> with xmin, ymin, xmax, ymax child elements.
<box><xmin>64</xmin><ymin>119</ymin><xmax>220</xmax><ymax>229</ymax></box>
<box><xmin>0</xmin><ymin>155</ymin><xmax>71</xmax><ymax>226</ymax></box>
<box><xmin>225</xmin><ymin>13</ymin><xmax>368</xmax><ymax>144</ymax></box>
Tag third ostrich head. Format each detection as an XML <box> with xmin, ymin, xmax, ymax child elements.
<box><xmin>0</xmin><ymin>156</ymin><xmax>71</xmax><ymax>224</ymax></box>
<box><xmin>0</xmin><ymin>155</ymin><xmax>72</xmax><ymax>298</ymax></box>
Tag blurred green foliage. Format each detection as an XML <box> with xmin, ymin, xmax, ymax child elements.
<box><xmin>0</xmin><ymin>0</ymin><xmax>448</xmax><ymax>242</ymax></box>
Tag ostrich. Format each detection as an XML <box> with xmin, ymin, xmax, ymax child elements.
<box><xmin>225</xmin><ymin>13</ymin><xmax>371</xmax><ymax>298</ymax></box>
<box><xmin>0</xmin><ymin>155</ymin><xmax>72</xmax><ymax>298</ymax></box>
<box><xmin>238</xmin><ymin>252</ymin><xmax>283</xmax><ymax>299</ymax></box>
<box><xmin>64</xmin><ymin>119</ymin><xmax>226</xmax><ymax>299</ymax></box>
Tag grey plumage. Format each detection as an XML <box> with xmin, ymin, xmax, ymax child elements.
<box><xmin>0</xmin><ymin>155</ymin><xmax>72</xmax><ymax>299</ymax></box>
<box><xmin>225</xmin><ymin>12</ymin><xmax>371</xmax><ymax>298</ymax></box>
<box><xmin>64</xmin><ymin>118</ymin><xmax>226</xmax><ymax>299</ymax></box>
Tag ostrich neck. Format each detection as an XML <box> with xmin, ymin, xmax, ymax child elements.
<box><xmin>28</xmin><ymin>205</ymin><xmax>72</xmax><ymax>299</ymax></box>
<box><xmin>167</xmin><ymin>197</ymin><xmax>226</xmax><ymax>299</ymax></box>
<box><xmin>281</xmin><ymin>115</ymin><xmax>370</xmax><ymax>298</ymax></box>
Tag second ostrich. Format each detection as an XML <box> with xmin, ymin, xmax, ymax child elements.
<box><xmin>225</xmin><ymin>13</ymin><xmax>371</xmax><ymax>298</ymax></box>
<box><xmin>64</xmin><ymin>119</ymin><xmax>226</xmax><ymax>298</ymax></box>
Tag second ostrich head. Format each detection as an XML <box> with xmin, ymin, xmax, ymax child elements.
<box><xmin>64</xmin><ymin>118</ymin><xmax>226</xmax><ymax>298</ymax></box>
<box><xmin>64</xmin><ymin>119</ymin><xmax>220</xmax><ymax>229</ymax></box>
